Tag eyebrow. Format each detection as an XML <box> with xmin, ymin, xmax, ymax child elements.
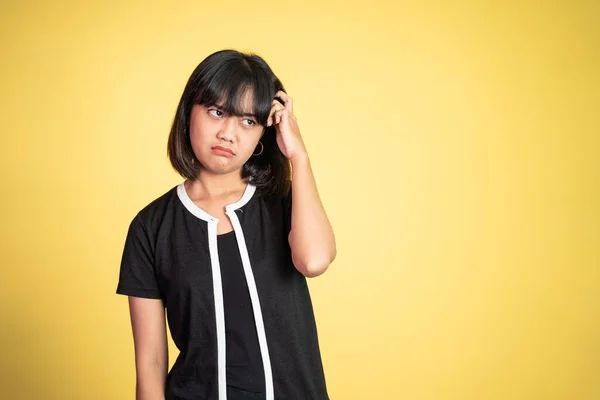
<box><xmin>213</xmin><ymin>104</ymin><xmax>257</xmax><ymax>118</ymax></box>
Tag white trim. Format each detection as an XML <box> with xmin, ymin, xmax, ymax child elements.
<box><xmin>227</xmin><ymin>207</ymin><xmax>274</xmax><ymax>400</ymax></box>
<box><xmin>207</xmin><ymin>219</ymin><xmax>227</xmax><ymax>400</ymax></box>
<box><xmin>176</xmin><ymin>181</ymin><xmax>255</xmax><ymax>222</ymax></box>
<box><xmin>176</xmin><ymin>181</ymin><xmax>273</xmax><ymax>400</ymax></box>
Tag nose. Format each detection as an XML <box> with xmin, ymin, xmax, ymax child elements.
<box><xmin>216</xmin><ymin>116</ymin><xmax>236</xmax><ymax>143</ymax></box>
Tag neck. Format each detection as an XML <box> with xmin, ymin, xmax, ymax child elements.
<box><xmin>187</xmin><ymin>169</ymin><xmax>247</xmax><ymax>200</ymax></box>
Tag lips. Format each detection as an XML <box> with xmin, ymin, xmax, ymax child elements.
<box><xmin>212</xmin><ymin>146</ymin><xmax>234</xmax><ymax>157</ymax></box>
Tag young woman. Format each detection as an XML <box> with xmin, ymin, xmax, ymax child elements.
<box><xmin>116</xmin><ymin>49</ymin><xmax>336</xmax><ymax>400</ymax></box>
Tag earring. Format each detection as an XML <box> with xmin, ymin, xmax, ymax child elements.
<box><xmin>253</xmin><ymin>141</ymin><xmax>264</xmax><ymax>156</ymax></box>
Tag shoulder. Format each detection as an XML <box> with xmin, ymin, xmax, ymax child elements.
<box><xmin>246</xmin><ymin>186</ymin><xmax>291</xmax><ymax>234</ymax></box>
<box><xmin>252</xmin><ymin>187</ymin><xmax>290</xmax><ymax>214</ymax></box>
<box><xmin>130</xmin><ymin>184</ymin><xmax>180</xmax><ymax>231</ymax></box>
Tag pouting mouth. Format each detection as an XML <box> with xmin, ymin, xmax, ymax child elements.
<box><xmin>212</xmin><ymin>146</ymin><xmax>235</xmax><ymax>156</ymax></box>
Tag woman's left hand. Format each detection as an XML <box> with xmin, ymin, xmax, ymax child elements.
<box><xmin>267</xmin><ymin>90</ymin><xmax>307</xmax><ymax>161</ymax></box>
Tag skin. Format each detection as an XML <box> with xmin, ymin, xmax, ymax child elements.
<box><xmin>128</xmin><ymin>89</ymin><xmax>336</xmax><ymax>399</ymax></box>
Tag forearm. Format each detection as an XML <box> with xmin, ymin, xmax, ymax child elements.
<box><xmin>135</xmin><ymin>356</ymin><xmax>167</xmax><ymax>399</ymax></box>
<box><xmin>289</xmin><ymin>153</ymin><xmax>336</xmax><ymax>277</ymax></box>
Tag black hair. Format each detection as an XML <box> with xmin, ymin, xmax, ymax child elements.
<box><xmin>167</xmin><ymin>49</ymin><xmax>291</xmax><ymax>198</ymax></box>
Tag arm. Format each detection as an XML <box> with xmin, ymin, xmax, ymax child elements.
<box><xmin>288</xmin><ymin>153</ymin><xmax>337</xmax><ymax>278</ymax></box>
<box><xmin>128</xmin><ymin>297</ymin><xmax>168</xmax><ymax>400</ymax></box>
<box><xmin>267</xmin><ymin>90</ymin><xmax>336</xmax><ymax>278</ymax></box>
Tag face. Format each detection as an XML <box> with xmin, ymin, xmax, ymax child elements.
<box><xmin>189</xmin><ymin>90</ymin><xmax>264</xmax><ymax>176</ymax></box>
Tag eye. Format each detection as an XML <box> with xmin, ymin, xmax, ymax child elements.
<box><xmin>242</xmin><ymin>119</ymin><xmax>256</xmax><ymax>127</ymax></box>
<box><xmin>208</xmin><ymin>109</ymin><xmax>223</xmax><ymax>118</ymax></box>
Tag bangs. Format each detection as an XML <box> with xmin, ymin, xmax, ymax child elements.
<box><xmin>193</xmin><ymin>61</ymin><xmax>274</xmax><ymax>126</ymax></box>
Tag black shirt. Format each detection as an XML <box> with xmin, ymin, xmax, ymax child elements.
<box><xmin>217</xmin><ymin>229</ymin><xmax>265</xmax><ymax>394</ymax></box>
<box><xmin>116</xmin><ymin>181</ymin><xmax>329</xmax><ymax>400</ymax></box>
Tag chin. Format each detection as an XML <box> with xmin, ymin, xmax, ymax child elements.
<box><xmin>202</xmin><ymin>161</ymin><xmax>242</xmax><ymax>175</ymax></box>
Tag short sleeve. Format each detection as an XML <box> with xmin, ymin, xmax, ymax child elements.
<box><xmin>116</xmin><ymin>213</ymin><xmax>163</xmax><ymax>299</ymax></box>
<box><xmin>282</xmin><ymin>186</ymin><xmax>293</xmax><ymax>235</ymax></box>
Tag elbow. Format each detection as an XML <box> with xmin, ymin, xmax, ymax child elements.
<box><xmin>305</xmin><ymin>263</ymin><xmax>329</xmax><ymax>278</ymax></box>
<box><xmin>289</xmin><ymin>229</ymin><xmax>337</xmax><ymax>278</ymax></box>
<box><xmin>293</xmin><ymin>250</ymin><xmax>336</xmax><ymax>278</ymax></box>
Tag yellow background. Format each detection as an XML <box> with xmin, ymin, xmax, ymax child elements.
<box><xmin>1</xmin><ymin>1</ymin><xmax>598</xmax><ymax>399</ymax></box>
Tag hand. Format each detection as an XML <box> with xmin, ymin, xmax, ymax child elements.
<box><xmin>267</xmin><ymin>91</ymin><xmax>307</xmax><ymax>161</ymax></box>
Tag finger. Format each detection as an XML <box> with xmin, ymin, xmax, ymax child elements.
<box><xmin>275</xmin><ymin>109</ymin><xmax>286</xmax><ymax>125</ymax></box>
<box><xmin>268</xmin><ymin>102</ymin><xmax>281</xmax><ymax>124</ymax></box>
<box><xmin>271</xmin><ymin>99</ymin><xmax>285</xmax><ymax>111</ymax></box>
<box><xmin>269</xmin><ymin>101</ymin><xmax>285</xmax><ymax>126</ymax></box>
<box><xmin>275</xmin><ymin>90</ymin><xmax>293</xmax><ymax>112</ymax></box>
<box><xmin>280</xmin><ymin>109</ymin><xmax>288</xmax><ymax>126</ymax></box>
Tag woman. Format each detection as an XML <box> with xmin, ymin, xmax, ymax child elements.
<box><xmin>116</xmin><ymin>49</ymin><xmax>336</xmax><ymax>400</ymax></box>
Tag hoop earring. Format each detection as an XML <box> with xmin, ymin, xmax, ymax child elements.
<box><xmin>253</xmin><ymin>141</ymin><xmax>264</xmax><ymax>156</ymax></box>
